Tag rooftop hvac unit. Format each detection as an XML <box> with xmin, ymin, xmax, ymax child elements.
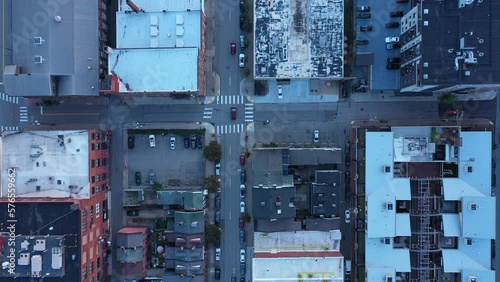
<box><xmin>386</xmin><ymin>275</ymin><xmax>393</xmax><ymax>282</ymax></box>
<box><xmin>384</xmin><ymin>238</ymin><xmax>391</xmax><ymax>245</ymax></box>
<box><xmin>385</xmin><ymin>202</ymin><xmax>393</xmax><ymax>210</ymax></box>
<box><xmin>34</xmin><ymin>55</ymin><xmax>44</xmax><ymax>64</ymax></box>
<box><xmin>468</xmin><ymin>276</ymin><xmax>477</xmax><ymax>282</ymax></box>
<box><xmin>468</xmin><ymin>203</ymin><xmax>477</xmax><ymax>211</ymax></box>
<box><xmin>465</xmin><ymin>166</ymin><xmax>473</xmax><ymax>173</ymax></box>
<box><xmin>384</xmin><ymin>166</ymin><xmax>391</xmax><ymax>173</ymax></box>
<box><xmin>465</xmin><ymin>238</ymin><xmax>472</xmax><ymax>245</ymax></box>
<box><xmin>34</xmin><ymin>37</ymin><xmax>44</xmax><ymax>45</ymax></box>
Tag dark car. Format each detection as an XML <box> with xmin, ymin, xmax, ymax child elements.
<box><xmin>239</xmin><ymin>215</ymin><xmax>245</xmax><ymax>228</ymax></box>
<box><xmin>215</xmin><ymin>196</ymin><xmax>221</xmax><ymax>209</ymax></box>
<box><xmin>239</xmin><ymin>229</ymin><xmax>245</xmax><ymax>243</ymax></box>
<box><xmin>359</xmin><ymin>25</ymin><xmax>372</xmax><ymax>32</ymax></box>
<box><xmin>357</xmin><ymin>5</ymin><xmax>370</xmax><ymax>12</ymax></box>
<box><xmin>240</xmin><ymin>262</ymin><xmax>246</xmax><ymax>275</ymax></box>
<box><xmin>190</xmin><ymin>135</ymin><xmax>196</xmax><ymax>149</ymax></box>
<box><xmin>390</xmin><ymin>11</ymin><xmax>404</xmax><ymax>17</ymax></box>
<box><xmin>183</xmin><ymin>136</ymin><xmax>190</xmax><ymax>148</ymax></box>
<box><xmin>356</xmin><ymin>39</ymin><xmax>369</xmax><ymax>45</ymax></box>
<box><xmin>135</xmin><ymin>172</ymin><xmax>141</xmax><ymax>185</ymax></box>
<box><xmin>231</xmin><ymin>274</ymin><xmax>236</xmax><ymax>282</ymax></box>
<box><xmin>240</xmin><ymin>279</ymin><xmax>245</xmax><ymax>282</ymax></box>
<box><xmin>345</xmin><ymin>171</ymin><xmax>351</xmax><ymax>182</ymax></box>
<box><xmin>240</xmin><ymin>153</ymin><xmax>246</xmax><ymax>165</ymax></box>
<box><xmin>239</xmin><ymin>15</ymin><xmax>244</xmax><ymax>28</ymax></box>
<box><xmin>240</xmin><ymin>1</ymin><xmax>244</xmax><ymax>12</ymax></box>
<box><xmin>215</xmin><ymin>211</ymin><xmax>221</xmax><ymax>223</ymax></box>
<box><xmin>127</xmin><ymin>210</ymin><xmax>139</xmax><ymax>216</ymax></box>
<box><xmin>386</xmin><ymin>22</ymin><xmax>400</xmax><ymax>28</ymax></box>
<box><xmin>387</xmin><ymin>63</ymin><xmax>400</xmax><ymax>70</ymax></box>
<box><xmin>357</xmin><ymin>12</ymin><xmax>371</xmax><ymax>19</ymax></box>
<box><xmin>240</xmin><ymin>170</ymin><xmax>246</xmax><ymax>183</ymax></box>
<box><xmin>215</xmin><ymin>267</ymin><xmax>221</xmax><ymax>280</ymax></box>
<box><xmin>386</xmin><ymin>43</ymin><xmax>401</xmax><ymax>49</ymax></box>
<box><xmin>128</xmin><ymin>136</ymin><xmax>135</xmax><ymax>149</ymax></box>
<box><xmin>231</xmin><ymin>106</ymin><xmax>237</xmax><ymax>120</ymax></box>
<box><xmin>197</xmin><ymin>135</ymin><xmax>203</xmax><ymax>149</ymax></box>
<box><xmin>230</xmin><ymin>41</ymin><xmax>237</xmax><ymax>55</ymax></box>
<box><xmin>345</xmin><ymin>140</ymin><xmax>351</xmax><ymax>154</ymax></box>
<box><xmin>387</xmin><ymin>57</ymin><xmax>401</xmax><ymax>64</ymax></box>
<box><xmin>444</xmin><ymin>109</ymin><xmax>460</xmax><ymax>116</ymax></box>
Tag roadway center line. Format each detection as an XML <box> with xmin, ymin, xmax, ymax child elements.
<box><xmin>229</xmin><ymin>76</ymin><xmax>232</xmax><ymax>86</ymax></box>
<box><xmin>229</xmin><ymin>145</ymin><xmax>232</xmax><ymax>155</ymax></box>
<box><xmin>40</xmin><ymin>106</ymin><xmax>43</xmax><ymax>115</ymax></box>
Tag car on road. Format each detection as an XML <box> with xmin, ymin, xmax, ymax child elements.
<box><xmin>385</xmin><ymin>22</ymin><xmax>400</xmax><ymax>28</ymax></box>
<box><xmin>215</xmin><ymin>267</ymin><xmax>221</xmax><ymax>280</ymax></box>
<box><xmin>387</xmin><ymin>57</ymin><xmax>401</xmax><ymax>64</ymax></box>
<box><xmin>357</xmin><ymin>5</ymin><xmax>370</xmax><ymax>12</ymax></box>
<box><xmin>357</xmin><ymin>12</ymin><xmax>371</xmax><ymax>19</ymax></box>
<box><xmin>183</xmin><ymin>136</ymin><xmax>190</xmax><ymax>148</ymax></box>
<box><xmin>240</xmin><ymin>262</ymin><xmax>246</xmax><ymax>275</ymax></box>
<box><xmin>444</xmin><ymin>109</ymin><xmax>460</xmax><ymax>116</ymax></box>
<box><xmin>231</xmin><ymin>274</ymin><xmax>236</xmax><ymax>282</ymax></box>
<box><xmin>215</xmin><ymin>248</ymin><xmax>221</xmax><ymax>261</ymax></box>
<box><xmin>127</xmin><ymin>210</ymin><xmax>139</xmax><ymax>216</ymax></box>
<box><xmin>385</xmin><ymin>37</ymin><xmax>400</xmax><ymax>43</ymax></box>
<box><xmin>240</xmin><ymin>170</ymin><xmax>246</xmax><ymax>183</ymax></box>
<box><xmin>135</xmin><ymin>172</ymin><xmax>141</xmax><ymax>185</ymax></box>
<box><xmin>215</xmin><ymin>211</ymin><xmax>221</xmax><ymax>223</ymax></box>
<box><xmin>387</xmin><ymin>63</ymin><xmax>400</xmax><ymax>70</ymax></box>
<box><xmin>170</xmin><ymin>136</ymin><xmax>176</xmax><ymax>150</ymax></box>
<box><xmin>128</xmin><ymin>136</ymin><xmax>135</xmax><ymax>149</ymax></box>
<box><xmin>240</xmin><ymin>35</ymin><xmax>246</xmax><ymax>48</ymax></box>
<box><xmin>240</xmin><ymin>1</ymin><xmax>244</xmax><ymax>12</ymax></box>
<box><xmin>240</xmin><ymin>249</ymin><xmax>246</xmax><ymax>262</ymax></box>
<box><xmin>240</xmin><ymin>184</ymin><xmax>246</xmax><ymax>198</ymax></box>
<box><xmin>197</xmin><ymin>135</ymin><xmax>203</xmax><ymax>149</ymax></box>
<box><xmin>345</xmin><ymin>171</ymin><xmax>351</xmax><ymax>183</ymax></box>
<box><xmin>216</xmin><ymin>196</ymin><xmax>221</xmax><ymax>209</ymax></box>
<box><xmin>239</xmin><ymin>229</ymin><xmax>245</xmax><ymax>243</ymax></box>
<box><xmin>239</xmin><ymin>15</ymin><xmax>244</xmax><ymax>29</ymax></box>
<box><xmin>277</xmin><ymin>85</ymin><xmax>283</xmax><ymax>99</ymax></box>
<box><xmin>230</xmin><ymin>41</ymin><xmax>236</xmax><ymax>55</ymax></box>
<box><xmin>240</xmin><ymin>201</ymin><xmax>245</xmax><ymax>213</ymax></box>
<box><xmin>390</xmin><ymin>11</ymin><xmax>404</xmax><ymax>17</ymax></box>
<box><xmin>313</xmin><ymin>130</ymin><xmax>319</xmax><ymax>143</ymax></box>
<box><xmin>240</xmin><ymin>153</ymin><xmax>246</xmax><ymax>165</ymax></box>
<box><xmin>240</xmin><ymin>279</ymin><xmax>245</xmax><ymax>282</ymax></box>
<box><xmin>190</xmin><ymin>135</ymin><xmax>196</xmax><ymax>149</ymax></box>
<box><xmin>231</xmin><ymin>106</ymin><xmax>237</xmax><ymax>120</ymax></box>
<box><xmin>239</xmin><ymin>215</ymin><xmax>245</xmax><ymax>228</ymax></box>
<box><xmin>239</xmin><ymin>53</ymin><xmax>245</xmax><ymax>67</ymax></box>
<box><xmin>215</xmin><ymin>163</ymin><xmax>221</xmax><ymax>176</ymax></box>
<box><xmin>345</xmin><ymin>210</ymin><xmax>351</xmax><ymax>224</ymax></box>
<box><xmin>149</xmin><ymin>135</ymin><xmax>156</xmax><ymax>147</ymax></box>
<box><xmin>359</xmin><ymin>25</ymin><xmax>372</xmax><ymax>32</ymax></box>
<box><xmin>149</xmin><ymin>172</ymin><xmax>155</xmax><ymax>185</ymax></box>
<box><xmin>386</xmin><ymin>43</ymin><xmax>401</xmax><ymax>49</ymax></box>
<box><xmin>356</xmin><ymin>39</ymin><xmax>369</xmax><ymax>45</ymax></box>
<box><xmin>345</xmin><ymin>158</ymin><xmax>350</xmax><ymax>167</ymax></box>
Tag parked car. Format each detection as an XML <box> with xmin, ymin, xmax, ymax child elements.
<box><xmin>359</xmin><ymin>25</ymin><xmax>372</xmax><ymax>32</ymax></box>
<box><xmin>239</xmin><ymin>215</ymin><xmax>245</xmax><ymax>228</ymax></box>
<box><xmin>231</xmin><ymin>106</ymin><xmax>237</xmax><ymax>120</ymax></box>
<box><xmin>197</xmin><ymin>135</ymin><xmax>203</xmax><ymax>149</ymax></box>
<box><xmin>239</xmin><ymin>53</ymin><xmax>245</xmax><ymax>67</ymax></box>
<box><xmin>357</xmin><ymin>5</ymin><xmax>370</xmax><ymax>12</ymax></box>
<box><xmin>240</xmin><ymin>170</ymin><xmax>246</xmax><ymax>183</ymax></box>
<box><xmin>239</xmin><ymin>229</ymin><xmax>245</xmax><ymax>243</ymax></box>
<box><xmin>183</xmin><ymin>136</ymin><xmax>190</xmax><ymax>148</ymax></box>
<box><xmin>396</xmin><ymin>0</ymin><xmax>409</xmax><ymax>2</ymax></box>
<box><xmin>240</xmin><ymin>35</ymin><xmax>246</xmax><ymax>48</ymax></box>
<box><xmin>385</xmin><ymin>37</ymin><xmax>400</xmax><ymax>43</ymax></box>
<box><xmin>231</xmin><ymin>274</ymin><xmax>236</xmax><ymax>282</ymax></box>
<box><xmin>215</xmin><ymin>267</ymin><xmax>221</xmax><ymax>280</ymax></box>
<box><xmin>387</xmin><ymin>63</ymin><xmax>400</xmax><ymax>70</ymax></box>
<box><xmin>240</xmin><ymin>262</ymin><xmax>246</xmax><ymax>276</ymax></box>
<box><xmin>240</xmin><ymin>184</ymin><xmax>246</xmax><ymax>198</ymax></box>
<box><xmin>215</xmin><ymin>248</ymin><xmax>221</xmax><ymax>261</ymax></box>
<box><xmin>386</xmin><ymin>22</ymin><xmax>400</xmax><ymax>28</ymax></box>
<box><xmin>149</xmin><ymin>172</ymin><xmax>155</xmax><ymax>185</ymax></box>
<box><xmin>240</xmin><ymin>153</ymin><xmax>246</xmax><ymax>165</ymax></box>
<box><xmin>215</xmin><ymin>196</ymin><xmax>221</xmax><ymax>209</ymax></box>
<box><xmin>387</xmin><ymin>57</ymin><xmax>401</xmax><ymax>64</ymax></box>
<box><xmin>215</xmin><ymin>163</ymin><xmax>221</xmax><ymax>176</ymax></box>
<box><xmin>170</xmin><ymin>136</ymin><xmax>176</xmax><ymax>150</ymax></box>
<box><xmin>345</xmin><ymin>210</ymin><xmax>351</xmax><ymax>224</ymax></box>
<box><xmin>386</xmin><ymin>43</ymin><xmax>401</xmax><ymax>49</ymax></box>
<box><xmin>240</xmin><ymin>249</ymin><xmax>246</xmax><ymax>262</ymax></box>
<box><xmin>239</xmin><ymin>15</ymin><xmax>244</xmax><ymax>28</ymax></box>
<box><xmin>313</xmin><ymin>130</ymin><xmax>319</xmax><ymax>143</ymax></box>
<box><xmin>240</xmin><ymin>1</ymin><xmax>244</xmax><ymax>12</ymax></box>
<box><xmin>230</xmin><ymin>41</ymin><xmax>236</xmax><ymax>55</ymax></box>
<box><xmin>215</xmin><ymin>211</ymin><xmax>221</xmax><ymax>223</ymax></box>
<box><xmin>444</xmin><ymin>109</ymin><xmax>460</xmax><ymax>116</ymax></box>
<box><xmin>127</xmin><ymin>210</ymin><xmax>139</xmax><ymax>216</ymax></box>
<box><xmin>149</xmin><ymin>135</ymin><xmax>156</xmax><ymax>147</ymax></box>
<box><xmin>277</xmin><ymin>85</ymin><xmax>283</xmax><ymax>99</ymax></box>
<box><xmin>356</xmin><ymin>39</ymin><xmax>369</xmax><ymax>45</ymax></box>
<box><xmin>390</xmin><ymin>11</ymin><xmax>404</xmax><ymax>17</ymax></box>
<box><xmin>190</xmin><ymin>135</ymin><xmax>196</xmax><ymax>149</ymax></box>
<box><xmin>357</xmin><ymin>12</ymin><xmax>371</xmax><ymax>19</ymax></box>
<box><xmin>240</xmin><ymin>201</ymin><xmax>245</xmax><ymax>213</ymax></box>
<box><xmin>128</xmin><ymin>136</ymin><xmax>135</xmax><ymax>149</ymax></box>
<box><xmin>135</xmin><ymin>172</ymin><xmax>141</xmax><ymax>185</ymax></box>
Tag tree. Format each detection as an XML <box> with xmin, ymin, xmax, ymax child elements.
<box><xmin>243</xmin><ymin>212</ymin><xmax>251</xmax><ymax>223</ymax></box>
<box><xmin>438</xmin><ymin>93</ymin><xmax>457</xmax><ymax>105</ymax></box>
<box><xmin>151</xmin><ymin>182</ymin><xmax>162</xmax><ymax>191</ymax></box>
<box><xmin>204</xmin><ymin>175</ymin><xmax>220</xmax><ymax>193</ymax></box>
<box><xmin>203</xmin><ymin>141</ymin><xmax>222</xmax><ymax>161</ymax></box>
<box><xmin>244</xmin><ymin>68</ymin><xmax>251</xmax><ymax>77</ymax></box>
<box><xmin>205</xmin><ymin>224</ymin><xmax>221</xmax><ymax>246</ymax></box>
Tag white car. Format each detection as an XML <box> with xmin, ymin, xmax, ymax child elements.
<box><xmin>385</xmin><ymin>37</ymin><xmax>399</xmax><ymax>43</ymax></box>
<box><xmin>277</xmin><ymin>85</ymin><xmax>283</xmax><ymax>99</ymax></box>
<box><xmin>239</xmin><ymin>53</ymin><xmax>245</xmax><ymax>68</ymax></box>
<box><xmin>240</xmin><ymin>249</ymin><xmax>246</xmax><ymax>263</ymax></box>
<box><xmin>170</xmin><ymin>136</ymin><xmax>176</xmax><ymax>150</ymax></box>
<box><xmin>240</xmin><ymin>201</ymin><xmax>245</xmax><ymax>213</ymax></box>
<box><xmin>215</xmin><ymin>248</ymin><xmax>221</xmax><ymax>261</ymax></box>
<box><xmin>313</xmin><ymin>130</ymin><xmax>319</xmax><ymax>143</ymax></box>
<box><xmin>215</xmin><ymin>163</ymin><xmax>221</xmax><ymax>176</ymax></box>
<box><xmin>149</xmin><ymin>135</ymin><xmax>156</xmax><ymax>147</ymax></box>
<box><xmin>240</xmin><ymin>184</ymin><xmax>246</xmax><ymax>198</ymax></box>
<box><xmin>345</xmin><ymin>210</ymin><xmax>351</xmax><ymax>224</ymax></box>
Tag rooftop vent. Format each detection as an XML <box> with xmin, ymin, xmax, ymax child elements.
<box><xmin>261</xmin><ymin>202</ymin><xmax>266</xmax><ymax>206</ymax></box>
<box><xmin>466</xmin><ymin>166</ymin><xmax>473</xmax><ymax>173</ymax></box>
<box><xmin>384</xmin><ymin>166</ymin><xmax>391</xmax><ymax>173</ymax></box>
<box><xmin>34</xmin><ymin>37</ymin><xmax>44</xmax><ymax>45</ymax></box>
<box><xmin>384</xmin><ymin>238</ymin><xmax>391</xmax><ymax>245</ymax></box>
<box><xmin>386</xmin><ymin>275</ymin><xmax>393</xmax><ymax>282</ymax></box>
<box><xmin>386</xmin><ymin>202</ymin><xmax>393</xmax><ymax>210</ymax></box>
<box><xmin>468</xmin><ymin>276</ymin><xmax>477</xmax><ymax>282</ymax></box>
<box><xmin>34</xmin><ymin>55</ymin><xmax>45</xmax><ymax>64</ymax></box>
<box><xmin>465</xmin><ymin>238</ymin><xmax>472</xmax><ymax>245</ymax></box>
<box><xmin>468</xmin><ymin>203</ymin><xmax>477</xmax><ymax>211</ymax></box>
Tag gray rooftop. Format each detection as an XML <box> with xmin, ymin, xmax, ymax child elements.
<box><xmin>289</xmin><ymin>148</ymin><xmax>342</xmax><ymax>165</ymax></box>
<box><xmin>117</xmin><ymin>232</ymin><xmax>145</xmax><ymax>248</ymax></box>
<box><xmin>157</xmin><ymin>190</ymin><xmax>205</xmax><ymax>211</ymax></box>
<box><xmin>252</xmin><ymin>185</ymin><xmax>296</xmax><ymax>220</ymax></box>
<box><xmin>310</xmin><ymin>170</ymin><xmax>341</xmax><ymax>218</ymax></box>
<box><xmin>174</xmin><ymin>211</ymin><xmax>204</xmax><ymax>234</ymax></box>
<box><xmin>254</xmin><ymin>0</ymin><xmax>344</xmax><ymax>79</ymax></box>
<box><xmin>3</xmin><ymin>0</ymin><xmax>101</xmax><ymax>96</ymax></box>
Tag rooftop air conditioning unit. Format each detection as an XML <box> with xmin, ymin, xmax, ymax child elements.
<box><xmin>468</xmin><ymin>203</ymin><xmax>477</xmax><ymax>211</ymax></box>
<box><xmin>465</xmin><ymin>238</ymin><xmax>472</xmax><ymax>245</ymax></box>
<box><xmin>34</xmin><ymin>55</ymin><xmax>44</xmax><ymax>64</ymax></box>
<box><xmin>386</xmin><ymin>202</ymin><xmax>393</xmax><ymax>210</ymax></box>
<box><xmin>384</xmin><ymin>166</ymin><xmax>391</xmax><ymax>173</ymax></box>
<box><xmin>466</xmin><ymin>166</ymin><xmax>473</xmax><ymax>173</ymax></box>
<box><xmin>384</xmin><ymin>238</ymin><xmax>391</xmax><ymax>245</ymax></box>
<box><xmin>34</xmin><ymin>37</ymin><xmax>44</xmax><ymax>45</ymax></box>
<box><xmin>468</xmin><ymin>276</ymin><xmax>477</xmax><ymax>282</ymax></box>
<box><xmin>386</xmin><ymin>275</ymin><xmax>393</xmax><ymax>282</ymax></box>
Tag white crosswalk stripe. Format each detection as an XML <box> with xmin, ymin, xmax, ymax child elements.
<box><xmin>244</xmin><ymin>103</ymin><xmax>254</xmax><ymax>123</ymax></box>
<box><xmin>1</xmin><ymin>126</ymin><xmax>19</xmax><ymax>132</ymax></box>
<box><xmin>20</xmin><ymin>106</ymin><xmax>29</xmax><ymax>122</ymax></box>
<box><xmin>216</xmin><ymin>124</ymin><xmax>245</xmax><ymax>135</ymax></box>
<box><xmin>203</xmin><ymin>107</ymin><xmax>213</xmax><ymax>119</ymax></box>
<box><xmin>216</xmin><ymin>95</ymin><xmax>246</xmax><ymax>105</ymax></box>
<box><xmin>0</xmin><ymin>93</ymin><xmax>19</xmax><ymax>104</ymax></box>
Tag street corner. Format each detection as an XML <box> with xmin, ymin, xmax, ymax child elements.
<box><xmin>200</xmin><ymin>122</ymin><xmax>216</xmax><ymax>134</ymax></box>
<box><xmin>204</xmin><ymin>96</ymin><xmax>216</xmax><ymax>104</ymax></box>
<box><xmin>245</xmin><ymin>95</ymin><xmax>255</xmax><ymax>103</ymax></box>
<box><xmin>246</xmin><ymin>122</ymin><xmax>254</xmax><ymax>132</ymax></box>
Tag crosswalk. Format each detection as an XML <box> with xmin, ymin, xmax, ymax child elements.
<box><xmin>216</xmin><ymin>124</ymin><xmax>245</xmax><ymax>135</ymax></box>
<box><xmin>203</xmin><ymin>107</ymin><xmax>213</xmax><ymax>119</ymax></box>
<box><xmin>1</xmin><ymin>93</ymin><xmax>19</xmax><ymax>104</ymax></box>
<box><xmin>216</xmin><ymin>95</ymin><xmax>246</xmax><ymax>105</ymax></box>
<box><xmin>0</xmin><ymin>126</ymin><xmax>20</xmax><ymax>132</ymax></box>
<box><xmin>20</xmin><ymin>106</ymin><xmax>28</xmax><ymax>122</ymax></box>
<box><xmin>244</xmin><ymin>103</ymin><xmax>254</xmax><ymax>123</ymax></box>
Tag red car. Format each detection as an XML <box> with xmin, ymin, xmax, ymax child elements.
<box><xmin>239</xmin><ymin>216</ymin><xmax>245</xmax><ymax>228</ymax></box>
<box><xmin>231</xmin><ymin>106</ymin><xmax>237</xmax><ymax>120</ymax></box>
<box><xmin>444</xmin><ymin>109</ymin><xmax>460</xmax><ymax>116</ymax></box>
<box><xmin>230</xmin><ymin>41</ymin><xmax>236</xmax><ymax>55</ymax></box>
<box><xmin>240</xmin><ymin>153</ymin><xmax>245</xmax><ymax>165</ymax></box>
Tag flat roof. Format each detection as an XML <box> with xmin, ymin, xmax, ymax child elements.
<box><xmin>458</xmin><ymin>132</ymin><xmax>492</xmax><ymax>195</ymax></box>
<box><xmin>252</xmin><ymin>185</ymin><xmax>296</xmax><ymax>220</ymax></box>
<box><xmin>0</xmin><ymin>130</ymin><xmax>90</xmax><ymax>198</ymax></box>
<box><xmin>252</xmin><ymin>257</ymin><xmax>344</xmax><ymax>281</ymax></box>
<box><xmin>254</xmin><ymin>0</ymin><xmax>344</xmax><ymax>78</ymax></box>
<box><xmin>442</xmin><ymin>238</ymin><xmax>493</xmax><ymax>273</ymax></box>
<box><xmin>462</xmin><ymin>196</ymin><xmax>495</xmax><ymax>239</ymax></box>
<box><xmin>254</xmin><ymin>231</ymin><xmax>341</xmax><ymax>253</ymax></box>
<box><xmin>442</xmin><ymin>214</ymin><xmax>461</xmax><ymax>237</ymax></box>
<box><xmin>365</xmin><ymin>238</ymin><xmax>411</xmax><ymax>272</ymax></box>
<box><xmin>289</xmin><ymin>148</ymin><xmax>342</xmax><ymax>165</ymax></box>
<box><xmin>118</xmin><ymin>0</ymin><xmax>202</xmax><ymax>12</ymax></box>
<box><xmin>3</xmin><ymin>0</ymin><xmax>100</xmax><ymax>96</ymax></box>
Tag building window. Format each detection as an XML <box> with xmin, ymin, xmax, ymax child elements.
<box><xmin>82</xmin><ymin>209</ymin><xmax>87</xmax><ymax>219</ymax></box>
<box><xmin>96</xmin><ymin>186</ymin><xmax>101</xmax><ymax>193</ymax></box>
<box><xmin>102</xmin><ymin>158</ymin><xmax>107</xmax><ymax>166</ymax></box>
<box><xmin>96</xmin><ymin>203</ymin><xmax>100</xmax><ymax>219</ymax></box>
<box><xmin>92</xmin><ymin>187</ymin><xmax>95</xmax><ymax>195</ymax></box>
<box><xmin>91</xmin><ymin>176</ymin><xmax>95</xmax><ymax>183</ymax></box>
<box><xmin>97</xmin><ymin>271</ymin><xmax>101</xmax><ymax>282</ymax></box>
<box><xmin>91</xmin><ymin>160</ymin><xmax>95</xmax><ymax>168</ymax></box>
<box><xmin>90</xmin><ymin>206</ymin><xmax>94</xmax><ymax>216</ymax></box>
<box><xmin>91</xmin><ymin>143</ymin><xmax>95</xmax><ymax>150</ymax></box>
<box><xmin>101</xmin><ymin>173</ymin><xmax>107</xmax><ymax>180</ymax></box>
<box><xmin>96</xmin><ymin>133</ymin><xmax>100</xmax><ymax>140</ymax></box>
<box><xmin>96</xmin><ymin>143</ymin><xmax>100</xmax><ymax>150</ymax></box>
<box><xmin>82</xmin><ymin>220</ymin><xmax>87</xmax><ymax>232</ymax></box>
<box><xmin>91</xmin><ymin>133</ymin><xmax>95</xmax><ymax>140</ymax></box>
<box><xmin>82</xmin><ymin>267</ymin><xmax>87</xmax><ymax>279</ymax></box>
<box><xmin>90</xmin><ymin>262</ymin><xmax>94</xmax><ymax>274</ymax></box>
<box><xmin>97</xmin><ymin>257</ymin><xmax>101</xmax><ymax>268</ymax></box>
<box><xmin>96</xmin><ymin>175</ymin><xmax>100</xmax><ymax>182</ymax></box>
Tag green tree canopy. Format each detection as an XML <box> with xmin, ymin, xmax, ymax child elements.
<box><xmin>204</xmin><ymin>175</ymin><xmax>220</xmax><ymax>193</ymax></box>
<box><xmin>205</xmin><ymin>224</ymin><xmax>221</xmax><ymax>246</ymax></box>
<box><xmin>203</xmin><ymin>141</ymin><xmax>222</xmax><ymax>161</ymax></box>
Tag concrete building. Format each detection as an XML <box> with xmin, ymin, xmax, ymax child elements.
<box><xmin>1</xmin><ymin>0</ymin><xmax>111</xmax><ymax>97</ymax></box>
<box><xmin>355</xmin><ymin>124</ymin><xmax>495</xmax><ymax>281</ymax></box>
<box><xmin>399</xmin><ymin>0</ymin><xmax>500</xmax><ymax>93</ymax></box>
<box><xmin>116</xmin><ymin>226</ymin><xmax>149</xmax><ymax>277</ymax></box>
<box><xmin>0</xmin><ymin>129</ymin><xmax>111</xmax><ymax>282</ymax></box>
<box><xmin>252</xmin><ymin>231</ymin><xmax>344</xmax><ymax>281</ymax></box>
<box><xmin>106</xmin><ymin>0</ymin><xmax>206</xmax><ymax>96</ymax></box>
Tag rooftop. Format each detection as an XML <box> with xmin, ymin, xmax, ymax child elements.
<box><xmin>0</xmin><ymin>130</ymin><xmax>90</xmax><ymax>198</ymax></box>
<box><xmin>174</xmin><ymin>211</ymin><xmax>204</xmax><ymax>234</ymax></box>
<box><xmin>157</xmin><ymin>190</ymin><xmax>205</xmax><ymax>211</ymax></box>
<box><xmin>3</xmin><ymin>0</ymin><xmax>101</xmax><ymax>96</ymax></box>
<box><xmin>254</xmin><ymin>231</ymin><xmax>341</xmax><ymax>253</ymax></box>
<box><xmin>252</xmin><ymin>257</ymin><xmax>344</xmax><ymax>281</ymax></box>
<box><xmin>254</xmin><ymin>0</ymin><xmax>344</xmax><ymax>78</ymax></box>
<box><xmin>288</xmin><ymin>148</ymin><xmax>341</xmax><ymax>165</ymax></box>
<box><xmin>252</xmin><ymin>185</ymin><xmax>296</xmax><ymax>220</ymax></box>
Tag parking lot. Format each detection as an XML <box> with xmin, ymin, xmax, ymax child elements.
<box><xmin>127</xmin><ymin>134</ymin><xmax>204</xmax><ymax>187</ymax></box>
<box><xmin>355</xmin><ymin>0</ymin><xmax>412</xmax><ymax>90</ymax></box>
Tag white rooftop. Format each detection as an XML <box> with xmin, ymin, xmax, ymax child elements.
<box><xmin>252</xmin><ymin>257</ymin><xmax>344</xmax><ymax>281</ymax></box>
<box><xmin>254</xmin><ymin>231</ymin><xmax>341</xmax><ymax>253</ymax></box>
<box><xmin>457</xmin><ymin>131</ymin><xmax>492</xmax><ymax>194</ymax></box>
<box><xmin>118</xmin><ymin>0</ymin><xmax>202</xmax><ymax>12</ymax></box>
<box><xmin>0</xmin><ymin>131</ymin><xmax>90</xmax><ymax>198</ymax></box>
<box><xmin>365</xmin><ymin>268</ymin><xmax>396</xmax><ymax>282</ymax></box>
<box><xmin>442</xmin><ymin>237</ymin><xmax>493</xmax><ymax>272</ymax></box>
<box><xmin>365</xmin><ymin>238</ymin><xmax>411</xmax><ymax>272</ymax></box>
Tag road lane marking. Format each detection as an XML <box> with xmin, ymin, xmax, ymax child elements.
<box><xmin>229</xmin><ymin>76</ymin><xmax>232</xmax><ymax>86</ymax></box>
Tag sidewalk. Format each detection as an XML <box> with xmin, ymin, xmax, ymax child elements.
<box><xmin>349</xmin><ymin>90</ymin><xmax>497</xmax><ymax>102</ymax></box>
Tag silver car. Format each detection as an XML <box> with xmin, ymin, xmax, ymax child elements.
<box><xmin>170</xmin><ymin>136</ymin><xmax>176</xmax><ymax>150</ymax></box>
<box><xmin>313</xmin><ymin>130</ymin><xmax>319</xmax><ymax>143</ymax></box>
